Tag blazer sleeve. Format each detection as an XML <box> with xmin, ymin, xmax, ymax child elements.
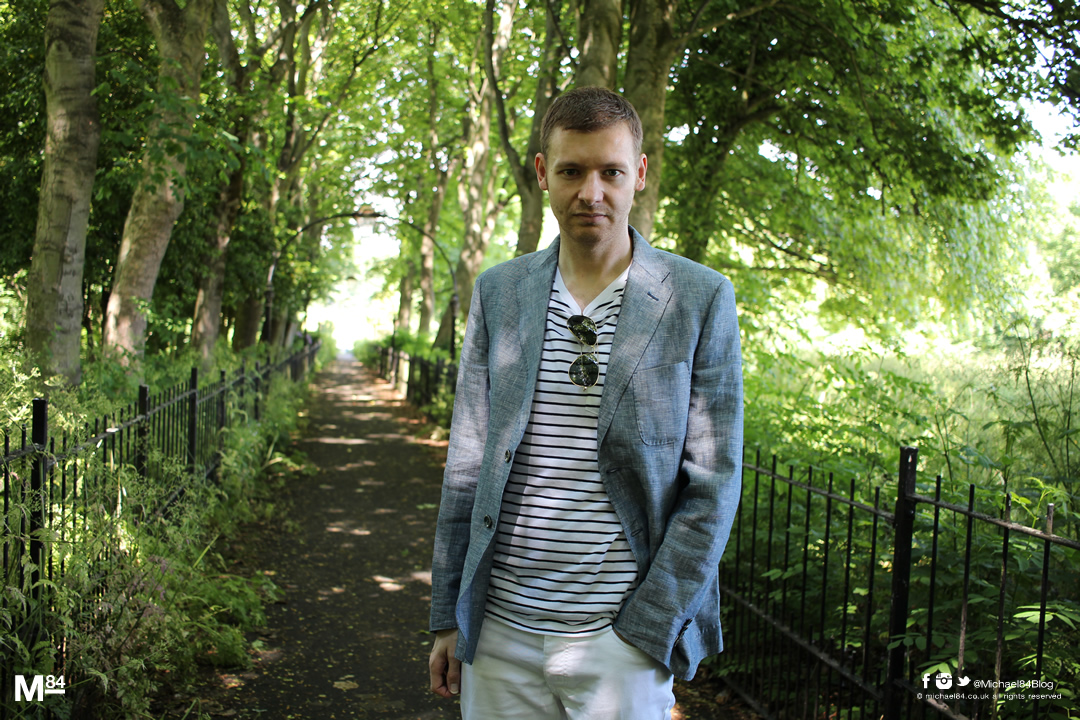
<box><xmin>617</xmin><ymin>275</ymin><xmax>744</xmax><ymax>661</ymax></box>
<box><xmin>429</xmin><ymin>275</ymin><xmax>491</xmax><ymax>632</ymax></box>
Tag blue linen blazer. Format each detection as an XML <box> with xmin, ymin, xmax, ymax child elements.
<box><xmin>429</xmin><ymin>227</ymin><xmax>743</xmax><ymax>681</ymax></box>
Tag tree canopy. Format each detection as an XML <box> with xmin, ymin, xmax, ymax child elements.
<box><xmin>1</xmin><ymin>0</ymin><xmax>1078</xmax><ymax>382</ymax></box>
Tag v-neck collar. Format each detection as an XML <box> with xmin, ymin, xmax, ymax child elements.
<box><xmin>553</xmin><ymin>263</ymin><xmax>632</xmax><ymax>316</ymax></box>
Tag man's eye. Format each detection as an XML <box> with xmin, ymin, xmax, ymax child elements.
<box><xmin>605</xmin><ymin>169</ymin><xmax>623</xmax><ymax>177</ymax></box>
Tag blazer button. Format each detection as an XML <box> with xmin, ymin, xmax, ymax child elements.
<box><xmin>504</xmin><ymin>449</ymin><xmax>512</xmax><ymax>463</ymax></box>
<box><xmin>483</xmin><ymin>515</ymin><xmax>494</xmax><ymax>529</ymax></box>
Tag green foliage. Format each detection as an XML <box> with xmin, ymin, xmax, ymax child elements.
<box><xmin>0</xmin><ymin>0</ymin><xmax>47</xmax><ymax>279</ymax></box>
<box><xmin>419</xmin><ymin>383</ymin><xmax>455</xmax><ymax>432</ymax></box>
<box><xmin>311</xmin><ymin>321</ymin><xmax>338</xmax><ymax>370</ymax></box>
<box><xmin>387</xmin><ymin>329</ymin><xmax>451</xmax><ymax>364</ymax></box>
<box><xmin>1040</xmin><ymin>202</ymin><xmax>1080</xmax><ymax>298</ymax></box>
<box><xmin>743</xmin><ymin>320</ymin><xmax>1079</xmax><ymax>529</ymax></box>
<box><xmin>353</xmin><ymin>338</ymin><xmax>384</xmax><ymax>368</ymax></box>
<box><xmin>0</xmin><ymin>350</ymin><xmax>312</xmax><ymax>719</ymax></box>
<box><xmin>729</xmin><ymin>309</ymin><xmax>1080</xmax><ymax>717</ymax></box>
<box><xmin>662</xmin><ymin>0</ymin><xmax>1053</xmax><ymax>338</ymax></box>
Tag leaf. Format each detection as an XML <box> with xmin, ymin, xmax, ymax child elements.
<box><xmin>333</xmin><ymin>680</ymin><xmax>359</xmax><ymax>691</ymax></box>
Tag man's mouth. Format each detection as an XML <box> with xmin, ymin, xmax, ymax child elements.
<box><xmin>574</xmin><ymin>210</ymin><xmax>608</xmax><ymax>220</ymax></box>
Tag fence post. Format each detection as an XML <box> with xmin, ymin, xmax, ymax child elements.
<box><xmin>218</xmin><ymin>370</ymin><xmax>227</xmax><ymax>432</ymax></box>
<box><xmin>253</xmin><ymin>362</ymin><xmax>262</xmax><ymax>421</ymax></box>
<box><xmin>436</xmin><ymin>359</ymin><xmax>445</xmax><ymax>406</ymax></box>
<box><xmin>238</xmin><ymin>360</ymin><xmax>247</xmax><ymax>421</ymax></box>
<box><xmin>29</xmin><ymin>398</ymin><xmax>47</xmax><ymax>605</ymax></box>
<box><xmin>136</xmin><ymin>385</ymin><xmax>150</xmax><ymax>479</ymax></box>
<box><xmin>883</xmin><ymin>446</ymin><xmax>919</xmax><ymax>720</ymax></box>
<box><xmin>188</xmin><ymin>367</ymin><xmax>198</xmax><ymax>476</ymax></box>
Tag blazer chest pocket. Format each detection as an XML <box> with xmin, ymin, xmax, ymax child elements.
<box><xmin>631</xmin><ymin>361</ymin><xmax>691</xmax><ymax>445</ymax></box>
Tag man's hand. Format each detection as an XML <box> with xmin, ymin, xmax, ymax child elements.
<box><xmin>428</xmin><ymin>628</ymin><xmax>461</xmax><ymax>698</ymax></box>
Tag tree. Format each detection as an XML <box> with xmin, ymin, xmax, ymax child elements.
<box><xmin>255</xmin><ymin>0</ymin><xmax>391</xmax><ymax>350</ymax></box>
<box><xmin>659</xmin><ymin>0</ymin><xmax>1058</xmax><ymax>332</ymax></box>
<box><xmin>0</xmin><ymin>0</ymin><xmax>48</xmax><ymax>302</ymax></box>
<box><xmin>189</xmin><ymin>0</ymin><xmax>257</xmax><ymax>363</ymax></box>
<box><xmin>432</xmin><ymin>0</ymin><xmax>514</xmax><ymax>352</ymax></box>
<box><xmin>486</xmin><ymin>0</ymin><xmax>566</xmax><ymax>257</ymax></box>
<box><xmin>24</xmin><ymin>0</ymin><xmax>106</xmax><ymax>385</ymax></box>
<box><xmin>416</xmin><ymin>21</ymin><xmax>454</xmax><ymax>337</ymax></box>
<box><xmin>102</xmin><ymin>0</ymin><xmax>216</xmax><ymax>361</ymax></box>
<box><xmin>575</xmin><ymin>0</ymin><xmax>621</xmax><ymax>89</ymax></box>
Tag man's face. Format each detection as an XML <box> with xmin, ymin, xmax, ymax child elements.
<box><xmin>535</xmin><ymin>123</ymin><xmax>647</xmax><ymax>247</ymax></box>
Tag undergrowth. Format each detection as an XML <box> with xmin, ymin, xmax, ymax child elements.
<box><xmin>1</xmin><ymin>350</ymin><xmax>314</xmax><ymax>720</ymax></box>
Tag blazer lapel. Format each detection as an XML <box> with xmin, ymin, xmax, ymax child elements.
<box><xmin>513</xmin><ymin>239</ymin><xmax>560</xmax><ymax>414</ymax></box>
<box><xmin>598</xmin><ymin>230</ymin><xmax>672</xmax><ymax>448</ymax></box>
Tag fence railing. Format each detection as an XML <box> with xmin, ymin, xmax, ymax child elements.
<box><xmin>373</xmin><ymin>355</ymin><xmax>1078</xmax><ymax>719</ymax></box>
<box><xmin>0</xmin><ymin>342</ymin><xmax>320</xmax><ymax>714</ymax></box>
<box><xmin>376</xmin><ymin>345</ymin><xmax>456</xmax><ymax>410</ymax></box>
<box><xmin>721</xmin><ymin>447</ymin><xmax>1079</xmax><ymax>720</ymax></box>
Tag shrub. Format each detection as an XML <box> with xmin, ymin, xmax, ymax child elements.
<box><xmin>1</xmin><ymin>352</ymin><xmax>313</xmax><ymax>719</ymax></box>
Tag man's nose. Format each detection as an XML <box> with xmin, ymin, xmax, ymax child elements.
<box><xmin>578</xmin><ymin>172</ymin><xmax>604</xmax><ymax>204</ymax></box>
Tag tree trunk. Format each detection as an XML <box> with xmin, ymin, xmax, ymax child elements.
<box><xmin>433</xmin><ymin>165</ymin><xmax>504</xmax><ymax>352</ymax></box>
<box><xmin>396</xmin><ymin>259</ymin><xmax>415</xmax><ymax>336</ymax></box>
<box><xmin>25</xmin><ymin>0</ymin><xmax>106</xmax><ymax>386</ymax></box>
<box><xmin>102</xmin><ymin>0</ymin><xmax>215</xmax><ymax>361</ymax></box>
<box><xmin>417</xmin><ymin>23</ymin><xmax>443</xmax><ymax>338</ymax></box>
<box><xmin>418</xmin><ymin>168</ymin><xmax>448</xmax><ymax>337</ymax></box>
<box><xmin>624</xmin><ymin>0</ymin><xmax>681</xmax><ymax>242</ymax></box>
<box><xmin>433</xmin><ymin>7</ymin><xmax>513</xmax><ymax>352</ymax></box>
<box><xmin>190</xmin><ymin>168</ymin><xmax>241</xmax><ymax>364</ymax></box>
<box><xmin>487</xmin><ymin>0</ymin><xmax>562</xmax><ymax>257</ymax></box>
<box><xmin>512</xmin><ymin>3</ymin><xmax>559</xmax><ymax>257</ymax></box>
<box><xmin>576</xmin><ymin>0</ymin><xmax>622</xmax><ymax>89</ymax></box>
<box><xmin>190</xmin><ymin>0</ymin><xmax>251</xmax><ymax>364</ymax></box>
<box><xmin>232</xmin><ymin>296</ymin><xmax>263</xmax><ymax>351</ymax></box>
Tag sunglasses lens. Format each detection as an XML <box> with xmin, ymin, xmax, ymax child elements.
<box><xmin>569</xmin><ymin>354</ymin><xmax>599</xmax><ymax>388</ymax></box>
<box><xmin>567</xmin><ymin>315</ymin><xmax>598</xmax><ymax>346</ymax></box>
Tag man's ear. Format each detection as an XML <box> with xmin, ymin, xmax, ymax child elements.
<box><xmin>636</xmin><ymin>154</ymin><xmax>647</xmax><ymax>192</ymax></box>
<box><xmin>535</xmin><ymin>152</ymin><xmax>549</xmax><ymax>191</ymax></box>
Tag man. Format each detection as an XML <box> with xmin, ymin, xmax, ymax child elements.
<box><xmin>428</xmin><ymin>86</ymin><xmax>743</xmax><ymax>718</ymax></box>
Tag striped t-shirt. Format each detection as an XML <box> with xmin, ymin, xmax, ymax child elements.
<box><xmin>485</xmin><ymin>266</ymin><xmax>638</xmax><ymax>636</ymax></box>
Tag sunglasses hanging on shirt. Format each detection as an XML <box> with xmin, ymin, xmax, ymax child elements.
<box><xmin>567</xmin><ymin>315</ymin><xmax>600</xmax><ymax>389</ymax></box>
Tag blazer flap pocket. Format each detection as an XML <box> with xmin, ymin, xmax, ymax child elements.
<box><xmin>632</xmin><ymin>361</ymin><xmax>690</xmax><ymax>445</ymax></box>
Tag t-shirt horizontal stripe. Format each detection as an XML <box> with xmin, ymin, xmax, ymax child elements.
<box><xmin>485</xmin><ymin>266</ymin><xmax>638</xmax><ymax>637</ymax></box>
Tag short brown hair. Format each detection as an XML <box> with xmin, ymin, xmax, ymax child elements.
<box><xmin>540</xmin><ymin>86</ymin><xmax>643</xmax><ymax>156</ymax></box>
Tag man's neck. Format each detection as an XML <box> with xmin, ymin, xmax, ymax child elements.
<box><xmin>557</xmin><ymin>228</ymin><xmax>633</xmax><ymax>311</ymax></box>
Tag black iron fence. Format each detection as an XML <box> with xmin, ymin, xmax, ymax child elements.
<box><xmin>0</xmin><ymin>343</ymin><xmax>319</xmax><ymax>714</ymax></box>
<box><xmin>721</xmin><ymin>447</ymin><xmax>1079</xmax><ymax>720</ymax></box>
<box><xmin>376</xmin><ymin>345</ymin><xmax>456</xmax><ymax>410</ymax></box>
<box><xmin>372</xmin><ymin>354</ymin><xmax>1078</xmax><ymax>719</ymax></box>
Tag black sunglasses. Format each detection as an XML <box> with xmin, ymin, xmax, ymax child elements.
<box><xmin>567</xmin><ymin>315</ymin><xmax>600</xmax><ymax>388</ymax></box>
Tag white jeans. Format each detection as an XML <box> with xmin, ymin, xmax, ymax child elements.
<box><xmin>461</xmin><ymin>618</ymin><xmax>675</xmax><ymax>720</ymax></box>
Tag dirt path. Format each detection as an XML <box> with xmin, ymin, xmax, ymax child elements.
<box><xmin>173</xmin><ymin>358</ymin><xmax>746</xmax><ymax>719</ymax></box>
<box><xmin>182</xmin><ymin>359</ymin><xmax>457</xmax><ymax>719</ymax></box>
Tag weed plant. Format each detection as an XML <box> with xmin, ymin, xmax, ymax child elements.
<box><xmin>742</xmin><ymin>321</ymin><xmax>1078</xmax><ymax>528</ymax></box>
<box><xmin>725</xmin><ymin>319</ymin><xmax>1079</xmax><ymax>719</ymax></box>
<box><xmin>1</xmin><ymin>352</ymin><xmax>312</xmax><ymax>719</ymax></box>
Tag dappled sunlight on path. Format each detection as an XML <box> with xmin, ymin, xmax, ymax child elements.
<box><xmin>178</xmin><ymin>359</ymin><xmax>456</xmax><ymax>719</ymax></box>
<box><xmin>158</xmin><ymin>359</ymin><xmax>746</xmax><ymax>720</ymax></box>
